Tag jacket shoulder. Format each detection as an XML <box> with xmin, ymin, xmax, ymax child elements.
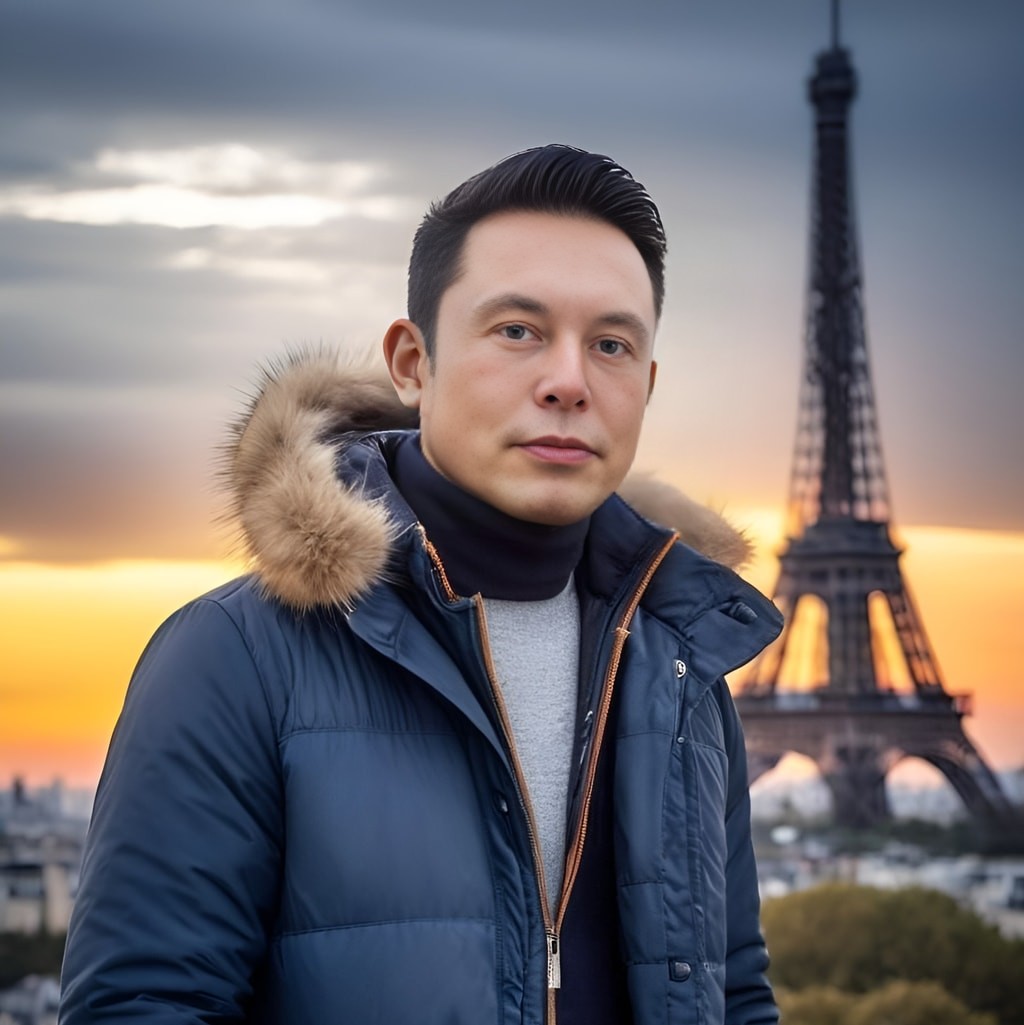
<box><xmin>146</xmin><ymin>574</ymin><xmax>361</xmax><ymax>720</ymax></box>
<box><xmin>123</xmin><ymin>577</ymin><xmax>285</xmax><ymax>730</ymax></box>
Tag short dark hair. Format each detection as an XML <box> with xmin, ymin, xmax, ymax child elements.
<box><xmin>408</xmin><ymin>144</ymin><xmax>667</xmax><ymax>357</ymax></box>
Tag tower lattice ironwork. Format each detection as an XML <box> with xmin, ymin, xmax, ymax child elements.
<box><xmin>735</xmin><ymin>5</ymin><xmax>1020</xmax><ymax>846</ymax></box>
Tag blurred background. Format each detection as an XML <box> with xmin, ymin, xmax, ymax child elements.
<box><xmin>1</xmin><ymin>0</ymin><xmax>1022</xmax><ymax>1018</ymax></box>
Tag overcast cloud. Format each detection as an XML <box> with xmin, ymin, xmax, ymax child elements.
<box><xmin>1</xmin><ymin>0</ymin><xmax>1022</xmax><ymax>561</ymax></box>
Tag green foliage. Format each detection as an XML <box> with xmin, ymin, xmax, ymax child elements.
<box><xmin>775</xmin><ymin>985</ymin><xmax>856</xmax><ymax>1025</ymax></box>
<box><xmin>846</xmin><ymin>980</ymin><xmax>997</xmax><ymax>1025</ymax></box>
<box><xmin>0</xmin><ymin>930</ymin><xmax>66</xmax><ymax>989</ymax></box>
<box><xmin>776</xmin><ymin>981</ymin><xmax>997</xmax><ymax>1025</ymax></box>
<box><xmin>763</xmin><ymin>884</ymin><xmax>1024</xmax><ymax>1025</ymax></box>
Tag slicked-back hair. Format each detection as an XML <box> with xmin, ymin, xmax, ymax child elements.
<box><xmin>407</xmin><ymin>144</ymin><xmax>667</xmax><ymax>358</ymax></box>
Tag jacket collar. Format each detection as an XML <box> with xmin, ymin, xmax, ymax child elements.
<box><xmin>584</xmin><ymin>490</ymin><xmax>783</xmax><ymax>678</ymax></box>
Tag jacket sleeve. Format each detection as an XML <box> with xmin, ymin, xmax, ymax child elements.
<box><xmin>59</xmin><ymin>597</ymin><xmax>284</xmax><ymax>1023</ymax></box>
<box><xmin>718</xmin><ymin>681</ymin><xmax>779</xmax><ymax>1025</ymax></box>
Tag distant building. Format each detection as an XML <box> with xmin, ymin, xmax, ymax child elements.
<box><xmin>0</xmin><ymin>859</ymin><xmax>74</xmax><ymax>936</ymax></box>
<box><xmin>852</xmin><ymin>852</ymin><xmax>1024</xmax><ymax>938</ymax></box>
<box><xmin>752</xmin><ymin>770</ymin><xmax>1024</xmax><ymax>937</ymax></box>
<box><xmin>0</xmin><ymin>974</ymin><xmax>60</xmax><ymax>1025</ymax></box>
<box><xmin>0</xmin><ymin>778</ymin><xmax>89</xmax><ymax>936</ymax></box>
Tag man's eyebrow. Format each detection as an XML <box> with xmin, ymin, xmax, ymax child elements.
<box><xmin>597</xmin><ymin>311</ymin><xmax>651</xmax><ymax>347</ymax></box>
<box><xmin>472</xmin><ymin>293</ymin><xmax>550</xmax><ymax>320</ymax></box>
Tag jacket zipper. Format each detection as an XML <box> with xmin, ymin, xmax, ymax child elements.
<box><xmin>472</xmin><ymin>597</ymin><xmax>562</xmax><ymax>1023</ymax></box>
<box><xmin>479</xmin><ymin>532</ymin><xmax>678</xmax><ymax>1025</ymax></box>
<box><xmin>421</xmin><ymin>527</ymin><xmax>558</xmax><ymax>988</ymax></box>
<box><xmin>429</xmin><ymin>526</ymin><xmax>678</xmax><ymax>1025</ymax></box>
<box><xmin>553</xmin><ymin>532</ymin><xmax>678</xmax><ymax>931</ymax></box>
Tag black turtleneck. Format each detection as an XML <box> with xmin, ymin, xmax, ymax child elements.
<box><xmin>391</xmin><ymin>434</ymin><xmax>590</xmax><ymax>601</ymax></box>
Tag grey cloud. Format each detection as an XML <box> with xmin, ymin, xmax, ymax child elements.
<box><xmin>1</xmin><ymin>0</ymin><xmax>1022</xmax><ymax>564</ymax></box>
<box><xmin>0</xmin><ymin>222</ymin><xmax>266</xmax><ymax>386</ymax></box>
<box><xmin>0</xmin><ymin>3</ymin><xmax>853</xmax><ymax>162</ymax></box>
<box><xmin>0</xmin><ymin>392</ymin><xmax>226</xmax><ymax>562</ymax></box>
<box><xmin>0</xmin><ymin>218</ymin><xmax>408</xmax><ymax>389</ymax></box>
<box><xmin>3</xmin><ymin>0</ymin><xmax>1018</xmax><ymax>211</ymax></box>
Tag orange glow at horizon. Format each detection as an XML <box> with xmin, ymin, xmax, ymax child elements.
<box><xmin>1</xmin><ymin>560</ymin><xmax>243</xmax><ymax>788</ymax></box>
<box><xmin>1</xmin><ymin>519</ymin><xmax>1022</xmax><ymax>792</ymax></box>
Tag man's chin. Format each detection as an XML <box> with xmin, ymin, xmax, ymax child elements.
<box><xmin>497</xmin><ymin>487</ymin><xmax>610</xmax><ymax>527</ymax></box>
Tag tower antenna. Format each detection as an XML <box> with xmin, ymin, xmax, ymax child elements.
<box><xmin>831</xmin><ymin>0</ymin><xmax>841</xmax><ymax>49</ymax></box>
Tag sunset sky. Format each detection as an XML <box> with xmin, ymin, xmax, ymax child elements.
<box><xmin>1</xmin><ymin>1</ymin><xmax>1022</xmax><ymax>791</ymax></box>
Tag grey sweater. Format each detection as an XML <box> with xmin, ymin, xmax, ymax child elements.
<box><xmin>484</xmin><ymin>576</ymin><xmax>580</xmax><ymax>914</ymax></box>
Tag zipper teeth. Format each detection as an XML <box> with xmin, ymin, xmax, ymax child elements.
<box><xmin>555</xmin><ymin>531</ymin><xmax>679</xmax><ymax>927</ymax></box>
<box><xmin>419</xmin><ymin>526</ymin><xmax>460</xmax><ymax>602</ymax></box>
<box><xmin>473</xmin><ymin>596</ymin><xmax>554</xmax><ymax>930</ymax></box>
<box><xmin>423</xmin><ymin>532</ymin><xmax>550</xmax><ymax>921</ymax></box>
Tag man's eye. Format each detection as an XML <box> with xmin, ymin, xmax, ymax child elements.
<box><xmin>596</xmin><ymin>338</ymin><xmax>625</xmax><ymax>355</ymax></box>
<box><xmin>501</xmin><ymin>324</ymin><xmax>531</xmax><ymax>341</ymax></box>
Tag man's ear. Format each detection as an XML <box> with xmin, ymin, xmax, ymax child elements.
<box><xmin>647</xmin><ymin>359</ymin><xmax>658</xmax><ymax>403</ymax></box>
<box><xmin>382</xmin><ymin>319</ymin><xmax>430</xmax><ymax>409</ymax></box>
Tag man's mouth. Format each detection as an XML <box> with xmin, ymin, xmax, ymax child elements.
<box><xmin>519</xmin><ymin>436</ymin><xmax>597</xmax><ymax>465</ymax></box>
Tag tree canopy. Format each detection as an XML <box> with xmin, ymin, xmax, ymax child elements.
<box><xmin>776</xmin><ymin>981</ymin><xmax>997</xmax><ymax>1025</ymax></box>
<box><xmin>762</xmin><ymin>884</ymin><xmax>1024</xmax><ymax>1025</ymax></box>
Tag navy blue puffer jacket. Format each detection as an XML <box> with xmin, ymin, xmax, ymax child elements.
<box><xmin>59</xmin><ymin>355</ymin><xmax>783</xmax><ymax>1024</ymax></box>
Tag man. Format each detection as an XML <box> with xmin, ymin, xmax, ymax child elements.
<box><xmin>60</xmin><ymin>145</ymin><xmax>782</xmax><ymax>1024</ymax></box>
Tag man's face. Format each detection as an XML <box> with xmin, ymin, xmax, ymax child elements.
<box><xmin>389</xmin><ymin>210</ymin><xmax>658</xmax><ymax>525</ymax></box>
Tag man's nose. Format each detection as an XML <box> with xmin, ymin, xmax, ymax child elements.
<box><xmin>536</xmin><ymin>338</ymin><xmax>591</xmax><ymax>410</ymax></box>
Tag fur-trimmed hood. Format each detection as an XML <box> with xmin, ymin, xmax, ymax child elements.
<box><xmin>224</xmin><ymin>350</ymin><xmax>753</xmax><ymax>611</ymax></box>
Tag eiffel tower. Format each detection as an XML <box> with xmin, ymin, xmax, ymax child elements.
<box><xmin>735</xmin><ymin>3</ymin><xmax>1021</xmax><ymax>847</ymax></box>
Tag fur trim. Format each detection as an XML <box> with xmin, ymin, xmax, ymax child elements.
<box><xmin>223</xmin><ymin>349</ymin><xmax>416</xmax><ymax>611</ymax></box>
<box><xmin>617</xmin><ymin>474</ymin><xmax>754</xmax><ymax>570</ymax></box>
<box><xmin>223</xmin><ymin>349</ymin><xmax>753</xmax><ymax>610</ymax></box>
